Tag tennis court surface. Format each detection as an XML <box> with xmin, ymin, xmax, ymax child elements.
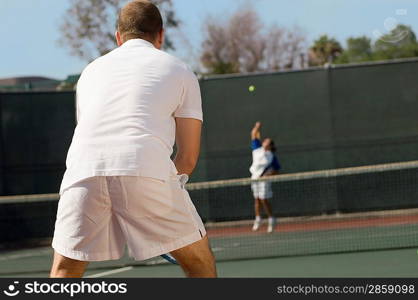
<box><xmin>1</xmin><ymin>161</ymin><xmax>418</xmax><ymax>277</ymax></box>
<box><xmin>1</xmin><ymin>233</ymin><xmax>417</xmax><ymax>278</ymax></box>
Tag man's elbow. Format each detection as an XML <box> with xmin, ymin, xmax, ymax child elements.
<box><xmin>183</xmin><ymin>157</ymin><xmax>198</xmax><ymax>171</ymax></box>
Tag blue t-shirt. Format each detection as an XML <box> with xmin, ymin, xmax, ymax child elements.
<box><xmin>251</xmin><ymin>139</ymin><xmax>281</xmax><ymax>174</ymax></box>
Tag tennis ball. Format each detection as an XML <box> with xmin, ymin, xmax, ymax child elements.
<box><xmin>249</xmin><ymin>85</ymin><xmax>256</xmax><ymax>92</ymax></box>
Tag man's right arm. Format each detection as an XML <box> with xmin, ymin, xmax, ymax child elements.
<box><xmin>251</xmin><ymin>122</ymin><xmax>262</xmax><ymax>140</ymax></box>
<box><xmin>173</xmin><ymin>67</ymin><xmax>203</xmax><ymax>175</ymax></box>
<box><xmin>251</xmin><ymin>122</ymin><xmax>262</xmax><ymax>149</ymax></box>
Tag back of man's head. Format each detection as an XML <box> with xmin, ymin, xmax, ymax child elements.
<box><xmin>117</xmin><ymin>0</ymin><xmax>163</xmax><ymax>43</ymax></box>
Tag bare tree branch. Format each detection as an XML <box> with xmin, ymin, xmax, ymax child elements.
<box><xmin>59</xmin><ymin>0</ymin><xmax>180</xmax><ymax>61</ymax></box>
<box><xmin>201</xmin><ymin>9</ymin><xmax>267</xmax><ymax>74</ymax></box>
<box><xmin>201</xmin><ymin>18</ymin><xmax>238</xmax><ymax>74</ymax></box>
<box><xmin>200</xmin><ymin>8</ymin><xmax>307</xmax><ymax>74</ymax></box>
<box><xmin>264</xmin><ymin>25</ymin><xmax>286</xmax><ymax>71</ymax></box>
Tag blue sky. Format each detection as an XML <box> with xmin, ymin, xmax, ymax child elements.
<box><xmin>1</xmin><ymin>0</ymin><xmax>417</xmax><ymax>79</ymax></box>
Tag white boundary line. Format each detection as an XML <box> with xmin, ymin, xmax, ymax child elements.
<box><xmin>85</xmin><ymin>267</ymin><xmax>133</xmax><ymax>278</ymax></box>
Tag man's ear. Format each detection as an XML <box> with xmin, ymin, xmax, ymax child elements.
<box><xmin>156</xmin><ymin>29</ymin><xmax>165</xmax><ymax>49</ymax></box>
<box><xmin>115</xmin><ymin>31</ymin><xmax>123</xmax><ymax>46</ymax></box>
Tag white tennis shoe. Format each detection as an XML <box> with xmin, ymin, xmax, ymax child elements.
<box><xmin>267</xmin><ymin>217</ymin><xmax>277</xmax><ymax>233</ymax></box>
<box><xmin>252</xmin><ymin>218</ymin><xmax>261</xmax><ymax>231</ymax></box>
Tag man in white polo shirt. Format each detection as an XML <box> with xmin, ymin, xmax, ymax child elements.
<box><xmin>50</xmin><ymin>0</ymin><xmax>217</xmax><ymax>278</ymax></box>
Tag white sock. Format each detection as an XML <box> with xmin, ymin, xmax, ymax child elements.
<box><xmin>255</xmin><ymin>216</ymin><xmax>261</xmax><ymax>222</ymax></box>
<box><xmin>268</xmin><ymin>217</ymin><xmax>274</xmax><ymax>224</ymax></box>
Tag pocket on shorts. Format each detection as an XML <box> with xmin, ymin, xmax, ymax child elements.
<box><xmin>142</xmin><ymin>177</ymin><xmax>166</xmax><ymax>184</ymax></box>
<box><xmin>61</xmin><ymin>178</ymin><xmax>109</xmax><ymax>225</ymax></box>
<box><xmin>124</xmin><ymin>176</ymin><xmax>174</xmax><ymax>218</ymax></box>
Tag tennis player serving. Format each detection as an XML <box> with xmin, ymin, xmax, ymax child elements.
<box><xmin>249</xmin><ymin>122</ymin><xmax>281</xmax><ymax>233</ymax></box>
<box><xmin>50</xmin><ymin>0</ymin><xmax>216</xmax><ymax>278</ymax></box>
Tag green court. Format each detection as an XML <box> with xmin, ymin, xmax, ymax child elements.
<box><xmin>1</xmin><ymin>247</ymin><xmax>417</xmax><ymax>278</ymax></box>
<box><xmin>1</xmin><ymin>210</ymin><xmax>418</xmax><ymax>278</ymax></box>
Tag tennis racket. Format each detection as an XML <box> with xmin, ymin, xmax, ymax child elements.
<box><xmin>160</xmin><ymin>253</ymin><xmax>178</xmax><ymax>264</ymax></box>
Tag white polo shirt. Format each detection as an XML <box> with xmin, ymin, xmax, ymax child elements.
<box><xmin>249</xmin><ymin>148</ymin><xmax>274</xmax><ymax>179</ymax></box>
<box><xmin>60</xmin><ymin>39</ymin><xmax>203</xmax><ymax>194</ymax></box>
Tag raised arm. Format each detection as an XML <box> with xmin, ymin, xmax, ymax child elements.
<box><xmin>173</xmin><ymin>118</ymin><xmax>202</xmax><ymax>176</ymax></box>
<box><xmin>251</xmin><ymin>122</ymin><xmax>262</xmax><ymax>140</ymax></box>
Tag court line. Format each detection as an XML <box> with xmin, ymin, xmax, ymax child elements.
<box><xmin>85</xmin><ymin>267</ymin><xmax>133</xmax><ymax>278</ymax></box>
<box><xmin>0</xmin><ymin>249</ymin><xmax>51</xmax><ymax>261</ymax></box>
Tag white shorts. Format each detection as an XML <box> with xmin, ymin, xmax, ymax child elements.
<box><xmin>52</xmin><ymin>175</ymin><xmax>206</xmax><ymax>262</ymax></box>
<box><xmin>251</xmin><ymin>181</ymin><xmax>273</xmax><ymax>200</ymax></box>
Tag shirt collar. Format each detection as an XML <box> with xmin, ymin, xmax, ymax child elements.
<box><xmin>121</xmin><ymin>38</ymin><xmax>156</xmax><ymax>49</ymax></box>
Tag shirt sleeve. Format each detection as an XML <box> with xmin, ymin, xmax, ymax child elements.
<box><xmin>251</xmin><ymin>139</ymin><xmax>262</xmax><ymax>150</ymax></box>
<box><xmin>272</xmin><ymin>156</ymin><xmax>281</xmax><ymax>171</ymax></box>
<box><xmin>174</xmin><ymin>68</ymin><xmax>203</xmax><ymax>121</ymax></box>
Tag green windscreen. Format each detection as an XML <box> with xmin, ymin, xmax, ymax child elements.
<box><xmin>0</xmin><ymin>91</ymin><xmax>75</xmax><ymax>195</ymax></box>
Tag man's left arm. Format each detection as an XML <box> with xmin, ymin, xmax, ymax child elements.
<box><xmin>263</xmin><ymin>156</ymin><xmax>281</xmax><ymax>176</ymax></box>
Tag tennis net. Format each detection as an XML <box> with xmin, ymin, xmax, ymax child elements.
<box><xmin>0</xmin><ymin>160</ymin><xmax>418</xmax><ymax>274</ymax></box>
<box><xmin>189</xmin><ymin>160</ymin><xmax>418</xmax><ymax>261</ymax></box>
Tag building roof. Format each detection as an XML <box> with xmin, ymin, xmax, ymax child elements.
<box><xmin>0</xmin><ymin>76</ymin><xmax>61</xmax><ymax>92</ymax></box>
